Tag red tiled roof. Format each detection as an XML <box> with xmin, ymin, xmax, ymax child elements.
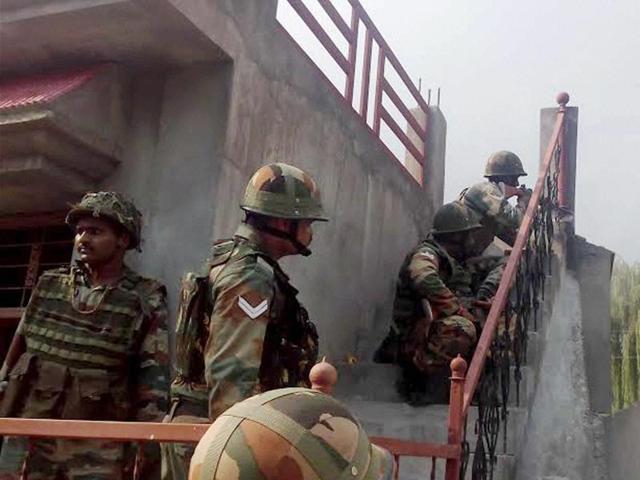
<box><xmin>0</xmin><ymin>67</ymin><xmax>97</xmax><ymax>110</ymax></box>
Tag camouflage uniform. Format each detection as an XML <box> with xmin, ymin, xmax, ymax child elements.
<box><xmin>164</xmin><ymin>163</ymin><xmax>325</xmax><ymax>479</ymax></box>
<box><xmin>458</xmin><ymin>181</ymin><xmax>524</xmax><ymax>245</ymax></box>
<box><xmin>0</xmin><ymin>192</ymin><xmax>169</xmax><ymax>480</ymax></box>
<box><xmin>392</xmin><ymin>237</ymin><xmax>478</xmax><ymax>373</ymax></box>
<box><xmin>189</xmin><ymin>387</ymin><xmax>396</xmax><ymax>480</ymax></box>
<box><xmin>459</xmin><ymin>151</ymin><xmax>529</xmax><ymax>246</ymax></box>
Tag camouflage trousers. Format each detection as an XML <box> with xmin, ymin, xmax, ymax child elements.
<box><xmin>0</xmin><ymin>437</ymin><xmax>129</xmax><ymax>480</ymax></box>
<box><xmin>160</xmin><ymin>398</ymin><xmax>208</xmax><ymax>480</ymax></box>
<box><xmin>160</xmin><ymin>442</ymin><xmax>194</xmax><ymax>480</ymax></box>
<box><xmin>397</xmin><ymin>315</ymin><xmax>477</xmax><ymax>405</ymax></box>
<box><xmin>414</xmin><ymin>315</ymin><xmax>477</xmax><ymax>371</ymax></box>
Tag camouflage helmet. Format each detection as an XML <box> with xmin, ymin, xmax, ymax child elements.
<box><xmin>484</xmin><ymin>150</ymin><xmax>527</xmax><ymax>177</ymax></box>
<box><xmin>431</xmin><ymin>202</ymin><xmax>483</xmax><ymax>235</ymax></box>
<box><xmin>66</xmin><ymin>192</ymin><xmax>142</xmax><ymax>250</ymax></box>
<box><xmin>189</xmin><ymin>388</ymin><xmax>395</xmax><ymax>480</ymax></box>
<box><xmin>240</xmin><ymin>163</ymin><xmax>328</xmax><ymax>221</ymax></box>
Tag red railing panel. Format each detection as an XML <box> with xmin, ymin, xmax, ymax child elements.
<box><xmin>285</xmin><ymin>0</ymin><xmax>350</xmax><ymax>73</ymax></box>
<box><xmin>0</xmin><ymin>418</ymin><xmax>208</xmax><ymax>443</ymax></box>
<box><xmin>380</xmin><ymin>108</ymin><xmax>423</xmax><ymax>164</ymax></box>
<box><xmin>359</xmin><ymin>28</ymin><xmax>373</xmax><ymax>118</ymax></box>
<box><xmin>279</xmin><ymin>0</ymin><xmax>430</xmax><ymax>183</ymax></box>
<box><xmin>316</xmin><ymin>0</ymin><xmax>354</xmax><ymax>41</ymax></box>
<box><xmin>383</xmin><ymin>78</ymin><xmax>426</xmax><ymax>140</ymax></box>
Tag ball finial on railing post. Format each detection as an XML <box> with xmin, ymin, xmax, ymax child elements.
<box><xmin>556</xmin><ymin>91</ymin><xmax>570</xmax><ymax>110</ymax></box>
<box><xmin>450</xmin><ymin>354</ymin><xmax>468</xmax><ymax>381</ymax></box>
<box><xmin>310</xmin><ymin>357</ymin><xmax>338</xmax><ymax>395</ymax></box>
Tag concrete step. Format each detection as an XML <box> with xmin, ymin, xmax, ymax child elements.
<box><xmin>346</xmin><ymin>399</ymin><xmax>526</xmax><ymax>456</ymax></box>
<box><xmin>394</xmin><ymin>453</ymin><xmax>515</xmax><ymax>480</ymax></box>
<box><xmin>334</xmin><ymin>362</ymin><xmax>535</xmax><ymax>407</ymax></box>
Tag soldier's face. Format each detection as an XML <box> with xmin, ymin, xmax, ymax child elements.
<box><xmin>74</xmin><ymin>217</ymin><xmax>129</xmax><ymax>266</ymax></box>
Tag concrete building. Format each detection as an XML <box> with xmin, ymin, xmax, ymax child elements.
<box><xmin>0</xmin><ymin>0</ymin><xmax>445</xmax><ymax>364</ymax></box>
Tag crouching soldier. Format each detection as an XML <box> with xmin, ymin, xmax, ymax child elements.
<box><xmin>376</xmin><ymin>202</ymin><xmax>482</xmax><ymax>405</ymax></box>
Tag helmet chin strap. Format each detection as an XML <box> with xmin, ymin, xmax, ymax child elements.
<box><xmin>254</xmin><ymin>223</ymin><xmax>312</xmax><ymax>257</ymax></box>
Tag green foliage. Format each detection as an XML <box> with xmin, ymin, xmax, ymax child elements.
<box><xmin>611</xmin><ymin>257</ymin><xmax>640</xmax><ymax>411</ymax></box>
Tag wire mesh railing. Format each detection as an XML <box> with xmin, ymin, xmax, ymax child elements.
<box><xmin>454</xmin><ymin>94</ymin><xmax>569</xmax><ymax>480</ymax></box>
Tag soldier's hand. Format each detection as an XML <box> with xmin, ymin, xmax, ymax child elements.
<box><xmin>472</xmin><ymin>299</ymin><xmax>493</xmax><ymax>311</ymax></box>
<box><xmin>501</xmin><ymin>184</ymin><xmax>521</xmax><ymax>199</ymax></box>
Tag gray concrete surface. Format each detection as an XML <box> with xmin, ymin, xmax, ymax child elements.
<box><xmin>0</xmin><ymin>0</ymin><xmax>226</xmax><ymax>75</ymax></box>
<box><xmin>605</xmin><ymin>402</ymin><xmax>640</xmax><ymax>480</ymax></box>
<box><xmin>515</xmin><ymin>272</ymin><xmax>608</xmax><ymax>480</ymax></box>
<box><xmin>571</xmin><ymin>236</ymin><xmax>614</xmax><ymax>413</ymax></box>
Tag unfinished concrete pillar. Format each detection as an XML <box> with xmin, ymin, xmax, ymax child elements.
<box><xmin>540</xmin><ymin>93</ymin><xmax>579</xmax><ymax>223</ymax></box>
<box><xmin>406</xmin><ymin>106</ymin><xmax>446</xmax><ymax>214</ymax></box>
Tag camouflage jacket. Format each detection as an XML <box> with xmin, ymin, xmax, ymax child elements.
<box><xmin>0</xmin><ymin>263</ymin><xmax>170</xmax><ymax>423</ymax></box>
<box><xmin>459</xmin><ymin>180</ymin><xmax>524</xmax><ymax>245</ymax></box>
<box><xmin>171</xmin><ymin>223</ymin><xmax>319</xmax><ymax>421</ymax></box>
<box><xmin>392</xmin><ymin>237</ymin><xmax>474</xmax><ymax>339</ymax></box>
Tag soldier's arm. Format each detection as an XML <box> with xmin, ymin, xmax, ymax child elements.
<box><xmin>408</xmin><ymin>250</ymin><xmax>471</xmax><ymax>320</ymax></box>
<box><xmin>476</xmin><ymin>260</ymin><xmax>505</xmax><ymax>300</ymax></box>
<box><xmin>204</xmin><ymin>266</ymin><xmax>273</xmax><ymax>421</ymax></box>
<box><xmin>132</xmin><ymin>285</ymin><xmax>170</xmax><ymax>422</ymax></box>
<box><xmin>491</xmin><ymin>186</ymin><xmax>524</xmax><ymax>244</ymax></box>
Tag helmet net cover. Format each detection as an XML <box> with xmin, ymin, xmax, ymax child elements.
<box><xmin>189</xmin><ymin>388</ymin><xmax>394</xmax><ymax>480</ymax></box>
<box><xmin>65</xmin><ymin>191</ymin><xmax>142</xmax><ymax>250</ymax></box>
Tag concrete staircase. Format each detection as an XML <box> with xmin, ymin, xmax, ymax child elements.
<box><xmin>333</xmin><ymin>330</ymin><xmax>545</xmax><ymax>480</ymax></box>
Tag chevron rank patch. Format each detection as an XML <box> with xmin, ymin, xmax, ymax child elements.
<box><xmin>238</xmin><ymin>296</ymin><xmax>269</xmax><ymax>319</ymax></box>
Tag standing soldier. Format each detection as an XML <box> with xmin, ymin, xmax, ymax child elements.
<box><xmin>163</xmin><ymin>163</ymin><xmax>327</xmax><ymax>479</ymax></box>
<box><xmin>375</xmin><ymin>202</ymin><xmax>482</xmax><ymax>405</ymax></box>
<box><xmin>0</xmin><ymin>192</ymin><xmax>169</xmax><ymax>480</ymax></box>
<box><xmin>459</xmin><ymin>150</ymin><xmax>531</xmax><ymax>246</ymax></box>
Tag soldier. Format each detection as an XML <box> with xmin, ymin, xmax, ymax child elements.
<box><xmin>459</xmin><ymin>150</ymin><xmax>531</xmax><ymax>246</ymax></box>
<box><xmin>0</xmin><ymin>192</ymin><xmax>169</xmax><ymax>480</ymax></box>
<box><xmin>375</xmin><ymin>202</ymin><xmax>482</xmax><ymax>405</ymax></box>
<box><xmin>188</xmin><ymin>387</ymin><xmax>396</xmax><ymax>480</ymax></box>
<box><xmin>163</xmin><ymin>163</ymin><xmax>327</xmax><ymax>479</ymax></box>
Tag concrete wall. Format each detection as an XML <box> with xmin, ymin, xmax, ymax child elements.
<box><xmin>515</xmin><ymin>272</ymin><xmax>609</xmax><ymax>480</ymax></box>
<box><xmin>571</xmin><ymin>236</ymin><xmax>614</xmax><ymax>413</ymax></box>
<box><xmin>605</xmin><ymin>402</ymin><xmax>640</xmax><ymax>480</ymax></box>
<box><xmin>100</xmin><ymin>0</ymin><xmax>442</xmax><ymax>361</ymax></box>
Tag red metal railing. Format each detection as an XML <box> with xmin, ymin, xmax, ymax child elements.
<box><xmin>278</xmin><ymin>0</ymin><xmax>430</xmax><ymax>183</ymax></box>
<box><xmin>0</xmin><ymin>359</ymin><xmax>466</xmax><ymax>479</ymax></box>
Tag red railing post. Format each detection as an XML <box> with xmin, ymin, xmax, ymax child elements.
<box><xmin>556</xmin><ymin>91</ymin><xmax>570</xmax><ymax>211</ymax></box>
<box><xmin>373</xmin><ymin>49</ymin><xmax>385</xmax><ymax>134</ymax></box>
<box><xmin>359</xmin><ymin>28</ymin><xmax>373</xmax><ymax>118</ymax></box>
<box><xmin>445</xmin><ymin>355</ymin><xmax>467</xmax><ymax>480</ymax></box>
<box><xmin>344</xmin><ymin>6</ymin><xmax>359</xmax><ymax>103</ymax></box>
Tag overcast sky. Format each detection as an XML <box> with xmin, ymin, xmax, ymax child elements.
<box><xmin>279</xmin><ymin>0</ymin><xmax>640</xmax><ymax>263</ymax></box>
